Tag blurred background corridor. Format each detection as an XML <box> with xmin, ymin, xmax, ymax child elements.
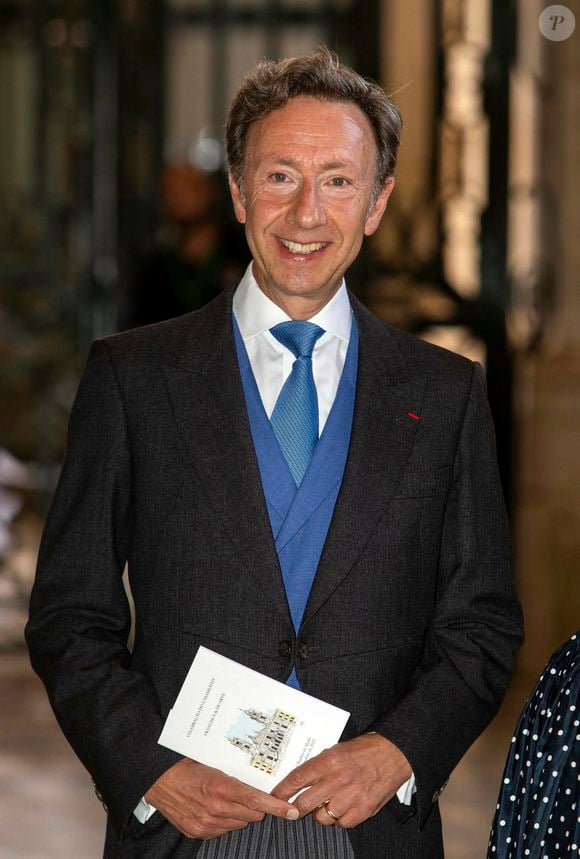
<box><xmin>1</xmin><ymin>0</ymin><xmax>578</xmax><ymax>856</ymax></box>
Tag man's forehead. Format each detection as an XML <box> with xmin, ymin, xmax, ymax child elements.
<box><xmin>244</xmin><ymin>97</ymin><xmax>376</xmax><ymax>163</ymax></box>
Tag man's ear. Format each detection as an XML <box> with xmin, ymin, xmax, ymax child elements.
<box><xmin>228</xmin><ymin>172</ymin><xmax>247</xmax><ymax>224</ymax></box>
<box><xmin>364</xmin><ymin>177</ymin><xmax>395</xmax><ymax>237</ymax></box>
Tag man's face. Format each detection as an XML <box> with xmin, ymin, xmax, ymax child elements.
<box><xmin>229</xmin><ymin>96</ymin><xmax>394</xmax><ymax>317</ymax></box>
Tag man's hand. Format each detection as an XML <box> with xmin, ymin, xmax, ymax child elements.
<box><xmin>271</xmin><ymin>734</ymin><xmax>412</xmax><ymax>829</ymax></box>
<box><xmin>145</xmin><ymin>758</ymin><xmax>299</xmax><ymax>839</ymax></box>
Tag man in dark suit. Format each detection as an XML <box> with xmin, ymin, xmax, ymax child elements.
<box><xmin>26</xmin><ymin>49</ymin><xmax>523</xmax><ymax>858</ymax></box>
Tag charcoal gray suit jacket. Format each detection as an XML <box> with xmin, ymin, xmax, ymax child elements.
<box><xmin>26</xmin><ymin>287</ymin><xmax>523</xmax><ymax>858</ymax></box>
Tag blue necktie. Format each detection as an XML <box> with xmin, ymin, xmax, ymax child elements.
<box><xmin>270</xmin><ymin>321</ymin><xmax>325</xmax><ymax>486</ymax></box>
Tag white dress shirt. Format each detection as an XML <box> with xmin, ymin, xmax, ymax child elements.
<box><xmin>233</xmin><ymin>264</ymin><xmax>352</xmax><ymax>435</ymax></box>
<box><xmin>134</xmin><ymin>265</ymin><xmax>414</xmax><ymax>823</ymax></box>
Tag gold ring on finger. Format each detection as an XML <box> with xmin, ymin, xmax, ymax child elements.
<box><xmin>324</xmin><ymin>801</ymin><xmax>340</xmax><ymax>821</ymax></box>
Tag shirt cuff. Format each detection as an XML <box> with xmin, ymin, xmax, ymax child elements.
<box><xmin>134</xmin><ymin>796</ymin><xmax>157</xmax><ymax>823</ymax></box>
<box><xmin>365</xmin><ymin>732</ymin><xmax>416</xmax><ymax>805</ymax></box>
<box><xmin>396</xmin><ymin>774</ymin><xmax>416</xmax><ymax>805</ymax></box>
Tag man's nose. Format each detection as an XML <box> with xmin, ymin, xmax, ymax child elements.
<box><xmin>287</xmin><ymin>180</ymin><xmax>327</xmax><ymax>229</ymax></box>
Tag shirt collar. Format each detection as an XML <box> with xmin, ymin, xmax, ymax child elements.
<box><xmin>233</xmin><ymin>262</ymin><xmax>352</xmax><ymax>342</ymax></box>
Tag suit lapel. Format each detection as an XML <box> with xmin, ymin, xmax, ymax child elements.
<box><xmin>162</xmin><ymin>290</ymin><xmax>290</xmax><ymax>621</ymax></box>
<box><xmin>301</xmin><ymin>297</ymin><xmax>427</xmax><ymax>628</ymax></box>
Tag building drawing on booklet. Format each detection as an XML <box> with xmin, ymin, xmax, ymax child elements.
<box><xmin>227</xmin><ymin>707</ymin><xmax>296</xmax><ymax>775</ymax></box>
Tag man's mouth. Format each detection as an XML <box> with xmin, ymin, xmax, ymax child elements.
<box><xmin>280</xmin><ymin>239</ymin><xmax>328</xmax><ymax>255</ymax></box>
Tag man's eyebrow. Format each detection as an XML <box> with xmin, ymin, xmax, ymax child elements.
<box><xmin>322</xmin><ymin>160</ymin><xmax>356</xmax><ymax>170</ymax></box>
<box><xmin>268</xmin><ymin>157</ymin><xmax>355</xmax><ymax>171</ymax></box>
<box><xmin>268</xmin><ymin>158</ymin><xmax>296</xmax><ymax>169</ymax></box>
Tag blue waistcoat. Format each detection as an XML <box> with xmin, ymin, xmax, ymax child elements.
<box><xmin>233</xmin><ymin>315</ymin><xmax>359</xmax><ymax>687</ymax></box>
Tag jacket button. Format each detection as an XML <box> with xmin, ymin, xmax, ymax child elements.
<box><xmin>278</xmin><ymin>640</ymin><xmax>292</xmax><ymax>658</ymax></box>
<box><xmin>298</xmin><ymin>642</ymin><xmax>309</xmax><ymax>660</ymax></box>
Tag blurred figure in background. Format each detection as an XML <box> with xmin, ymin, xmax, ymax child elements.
<box><xmin>130</xmin><ymin>164</ymin><xmax>248</xmax><ymax>325</ymax></box>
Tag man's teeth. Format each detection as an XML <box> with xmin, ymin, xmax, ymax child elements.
<box><xmin>281</xmin><ymin>240</ymin><xmax>326</xmax><ymax>254</ymax></box>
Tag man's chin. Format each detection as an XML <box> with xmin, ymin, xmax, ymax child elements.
<box><xmin>263</xmin><ymin>275</ymin><xmax>342</xmax><ymax>307</ymax></box>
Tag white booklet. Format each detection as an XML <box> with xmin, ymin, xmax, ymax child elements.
<box><xmin>158</xmin><ymin>646</ymin><xmax>350</xmax><ymax>793</ymax></box>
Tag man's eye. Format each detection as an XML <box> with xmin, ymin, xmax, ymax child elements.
<box><xmin>329</xmin><ymin>177</ymin><xmax>349</xmax><ymax>187</ymax></box>
<box><xmin>271</xmin><ymin>172</ymin><xmax>288</xmax><ymax>182</ymax></box>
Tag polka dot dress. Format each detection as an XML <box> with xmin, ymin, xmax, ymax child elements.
<box><xmin>487</xmin><ymin>631</ymin><xmax>579</xmax><ymax>858</ymax></box>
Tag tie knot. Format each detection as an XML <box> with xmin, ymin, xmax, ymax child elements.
<box><xmin>270</xmin><ymin>320</ymin><xmax>324</xmax><ymax>359</ymax></box>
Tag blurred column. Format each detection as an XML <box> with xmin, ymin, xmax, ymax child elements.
<box><xmin>89</xmin><ymin>0</ymin><xmax>120</xmax><ymax>342</ymax></box>
<box><xmin>374</xmin><ymin>0</ymin><xmax>515</xmax><ymax>502</ymax></box>
<box><xmin>87</xmin><ymin>0</ymin><xmax>165</xmax><ymax>341</ymax></box>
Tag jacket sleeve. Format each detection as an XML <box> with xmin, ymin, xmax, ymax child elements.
<box><xmin>25</xmin><ymin>340</ymin><xmax>182</xmax><ymax>838</ymax></box>
<box><xmin>368</xmin><ymin>362</ymin><xmax>524</xmax><ymax>828</ymax></box>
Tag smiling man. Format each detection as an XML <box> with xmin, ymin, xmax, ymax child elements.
<box><xmin>26</xmin><ymin>49</ymin><xmax>523</xmax><ymax>859</ymax></box>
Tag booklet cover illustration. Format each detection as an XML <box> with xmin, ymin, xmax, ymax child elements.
<box><xmin>227</xmin><ymin>707</ymin><xmax>296</xmax><ymax>775</ymax></box>
<box><xmin>158</xmin><ymin>647</ymin><xmax>350</xmax><ymax>793</ymax></box>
